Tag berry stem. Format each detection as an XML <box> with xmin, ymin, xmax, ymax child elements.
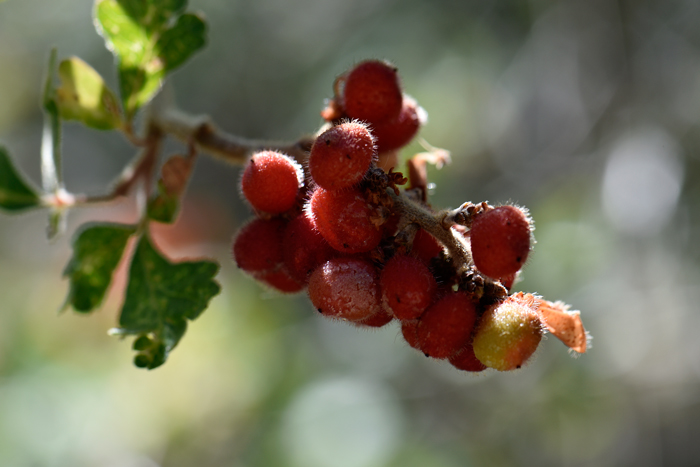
<box><xmin>148</xmin><ymin>101</ymin><xmax>313</xmax><ymax>166</ymax></box>
<box><xmin>387</xmin><ymin>189</ymin><xmax>472</xmax><ymax>272</ymax></box>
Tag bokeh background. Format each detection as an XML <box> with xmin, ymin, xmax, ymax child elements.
<box><xmin>2</xmin><ymin>0</ymin><xmax>700</xmax><ymax>466</ymax></box>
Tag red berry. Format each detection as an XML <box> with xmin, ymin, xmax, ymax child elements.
<box><xmin>449</xmin><ymin>343</ymin><xmax>487</xmax><ymax>372</ymax></box>
<box><xmin>232</xmin><ymin>217</ymin><xmax>286</xmax><ymax>275</ymax></box>
<box><xmin>470</xmin><ymin>205</ymin><xmax>532</xmax><ymax>279</ymax></box>
<box><xmin>412</xmin><ymin>228</ymin><xmax>443</xmax><ymax>263</ymax></box>
<box><xmin>380</xmin><ymin>254</ymin><xmax>436</xmax><ymax>320</ymax></box>
<box><xmin>417</xmin><ymin>291</ymin><xmax>477</xmax><ymax>359</ymax></box>
<box><xmin>355</xmin><ymin>308</ymin><xmax>394</xmax><ymax>328</ymax></box>
<box><xmin>342</xmin><ymin>60</ymin><xmax>403</xmax><ymax>124</ymax></box>
<box><xmin>306</xmin><ymin>187</ymin><xmax>382</xmax><ymax>254</ymax></box>
<box><xmin>307</xmin><ymin>257</ymin><xmax>381</xmax><ymax>322</ymax></box>
<box><xmin>240</xmin><ymin>151</ymin><xmax>302</xmax><ymax>214</ymax></box>
<box><xmin>258</xmin><ymin>267</ymin><xmax>305</xmax><ymax>294</ymax></box>
<box><xmin>282</xmin><ymin>215</ymin><xmax>337</xmax><ymax>283</ymax></box>
<box><xmin>400</xmin><ymin>319</ymin><xmax>421</xmax><ymax>350</ymax></box>
<box><xmin>371</xmin><ymin>95</ymin><xmax>425</xmax><ymax>152</ymax></box>
<box><xmin>309</xmin><ymin>122</ymin><xmax>376</xmax><ymax>190</ymax></box>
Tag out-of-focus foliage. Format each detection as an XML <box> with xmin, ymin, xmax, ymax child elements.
<box><xmin>1</xmin><ymin>0</ymin><xmax>700</xmax><ymax>466</ymax></box>
<box><xmin>95</xmin><ymin>0</ymin><xmax>207</xmax><ymax>119</ymax></box>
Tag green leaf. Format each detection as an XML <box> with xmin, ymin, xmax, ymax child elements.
<box><xmin>156</xmin><ymin>14</ymin><xmax>206</xmax><ymax>72</ymax></box>
<box><xmin>0</xmin><ymin>145</ymin><xmax>41</xmax><ymax>212</ymax></box>
<box><xmin>117</xmin><ymin>233</ymin><xmax>220</xmax><ymax>369</ymax></box>
<box><xmin>94</xmin><ymin>0</ymin><xmax>207</xmax><ymax>120</ymax></box>
<box><xmin>63</xmin><ymin>223</ymin><xmax>136</xmax><ymax>313</ymax></box>
<box><xmin>56</xmin><ymin>57</ymin><xmax>122</xmax><ymax>130</ymax></box>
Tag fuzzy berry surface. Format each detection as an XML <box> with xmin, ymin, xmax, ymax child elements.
<box><xmin>400</xmin><ymin>319</ymin><xmax>421</xmax><ymax>350</ymax></box>
<box><xmin>309</xmin><ymin>122</ymin><xmax>376</xmax><ymax>190</ymax></box>
<box><xmin>342</xmin><ymin>60</ymin><xmax>403</xmax><ymax>124</ymax></box>
<box><xmin>355</xmin><ymin>308</ymin><xmax>394</xmax><ymax>328</ymax></box>
<box><xmin>472</xmin><ymin>293</ymin><xmax>543</xmax><ymax>371</ymax></box>
<box><xmin>417</xmin><ymin>291</ymin><xmax>477</xmax><ymax>359</ymax></box>
<box><xmin>232</xmin><ymin>217</ymin><xmax>286</xmax><ymax>275</ymax></box>
<box><xmin>307</xmin><ymin>257</ymin><xmax>381</xmax><ymax>321</ymax></box>
<box><xmin>380</xmin><ymin>254</ymin><xmax>437</xmax><ymax>320</ymax></box>
<box><xmin>306</xmin><ymin>187</ymin><xmax>382</xmax><ymax>254</ymax></box>
<box><xmin>240</xmin><ymin>150</ymin><xmax>302</xmax><ymax>214</ymax></box>
<box><xmin>282</xmin><ymin>215</ymin><xmax>337</xmax><ymax>283</ymax></box>
<box><xmin>449</xmin><ymin>343</ymin><xmax>487</xmax><ymax>372</ymax></box>
<box><xmin>412</xmin><ymin>228</ymin><xmax>443</xmax><ymax>263</ymax></box>
<box><xmin>258</xmin><ymin>268</ymin><xmax>305</xmax><ymax>294</ymax></box>
<box><xmin>371</xmin><ymin>95</ymin><xmax>424</xmax><ymax>152</ymax></box>
<box><xmin>470</xmin><ymin>205</ymin><xmax>531</xmax><ymax>279</ymax></box>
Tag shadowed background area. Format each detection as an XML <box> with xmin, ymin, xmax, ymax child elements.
<box><xmin>1</xmin><ymin>0</ymin><xmax>700</xmax><ymax>466</ymax></box>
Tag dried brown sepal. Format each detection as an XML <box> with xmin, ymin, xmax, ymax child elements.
<box><xmin>536</xmin><ymin>299</ymin><xmax>588</xmax><ymax>354</ymax></box>
<box><xmin>160</xmin><ymin>155</ymin><xmax>194</xmax><ymax>197</ymax></box>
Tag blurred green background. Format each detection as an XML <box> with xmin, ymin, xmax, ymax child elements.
<box><xmin>2</xmin><ymin>0</ymin><xmax>700</xmax><ymax>466</ymax></box>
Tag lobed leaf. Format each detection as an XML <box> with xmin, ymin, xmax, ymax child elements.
<box><xmin>56</xmin><ymin>57</ymin><xmax>122</xmax><ymax>130</ymax></box>
<box><xmin>63</xmin><ymin>222</ymin><xmax>136</xmax><ymax>313</ymax></box>
<box><xmin>117</xmin><ymin>233</ymin><xmax>220</xmax><ymax>368</ymax></box>
<box><xmin>94</xmin><ymin>0</ymin><xmax>207</xmax><ymax>120</ymax></box>
<box><xmin>0</xmin><ymin>145</ymin><xmax>41</xmax><ymax>212</ymax></box>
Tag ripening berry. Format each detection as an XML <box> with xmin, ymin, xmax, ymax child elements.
<box><xmin>283</xmin><ymin>214</ymin><xmax>337</xmax><ymax>283</ymax></box>
<box><xmin>380</xmin><ymin>254</ymin><xmax>437</xmax><ymax>320</ymax></box>
<box><xmin>342</xmin><ymin>60</ymin><xmax>403</xmax><ymax>124</ymax></box>
<box><xmin>449</xmin><ymin>343</ymin><xmax>487</xmax><ymax>372</ymax></box>
<box><xmin>307</xmin><ymin>257</ymin><xmax>381</xmax><ymax>321</ymax></box>
<box><xmin>306</xmin><ymin>187</ymin><xmax>382</xmax><ymax>254</ymax></box>
<box><xmin>470</xmin><ymin>205</ymin><xmax>532</xmax><ymax>279</ymax></box>
<box><xmin>472</xmin><ymin>293</ymin><xmax>543</xmax><ymax>371</ymax></box>
<box><xmin>417</xmin><ymin>292</ymin><xmax>477</xmax><ymax>359</ymax></box>
<box><xmin>309</xmin><ymin>122</ymin><xmax>376</xmax><ymax>190</ymax></box>
<box><xmin>232</xmin><ymin>217</ymin><xmax>286</xmax><ymax>275</ymax></box>
<box><xmin>240</xmin><ymin>151</ymin><xmax>303</xmax><ymax>214</ymax></box>
<box><xmin>372</xmin><ymin>95</ymin><xmax>425</xmax><ymax>152</ymax></box>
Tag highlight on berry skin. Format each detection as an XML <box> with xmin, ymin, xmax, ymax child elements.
<box><xmin>231</xmin><ymin>59</ymin><xmax>589</xmax><ymax>373</ymax></box>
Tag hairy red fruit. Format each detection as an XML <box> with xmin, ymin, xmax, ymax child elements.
<box><xmin>282</xmin><ymin>215</ymin><xmax>337</xmax><ymax>283</ymax></box>
<box><xmin>309</xmin><ymin>122</ymin><xmax>376</xmax><ymax>190</ymax></box>
<box><xmin>240</xmin><ymin>150</ymin><xmax>302</xmax><ymax>214</ymax></box>
<box><xmin>372</xmin><ymin>95</ymin><xmax>424</xmax><ymax>152</ymax></box>
<box><xmin>449</xmin><ymin>342</ymin><xmax>487</xmax><ymax>372</ymax></box>
<box><xmin>342</xmin><ymin>60</ymin><xmax>403</xmax><ymax>124</ymax></box>
<box><xmin>472</xmin><ymin>293</ymin><xmax>543</xmax><ymax>371</ymax></box>
<box><xmin>355</xmin><ymin>308</ymin><xmax>394</xmax><ymax>328</ymax></box>
<box><xmin>412</xmin><ymin>228</ymin><xmax>443</xmax><ymax>263</ymax></box>
<box><xmin>258</xmin><ymin>267</ymin><xmax>305</xmax><ymax>294</ymax></box>
<box><xmin>400</xmin><ymin>319</ymin><xmax>421</xmax><ymax>350</ymax></box>
<box><xmin>499</xmin><ymin>272</ymin><xmax>517</xmax><ymax>291</ymax></box>
<box><xmin>417</xmin><ymin>291</ymin><xmax>477</xmax><ymax>359</ymax></box>
<box><xmin>232</xmin><ymin>217</ymin><xmax>286</xmax><ymax>274</ymax></box>
<box><xmin>380</xmin><ymin>254</ymin><xmax>437</xmax><ymax>320</ymax></box>
<box><xmin>306</xmin><ymin>187</ymin><xmax>382</xmax><ymax>254</ymax></box>
<box><xmin>470</xmin><ymin>205</ymin><xmax>532</xmax><ymax>279</ymax></box>
<box><xmin>307</xmin><ymin>257</ymin><xmax>381</xmax><ymax>321</ymax></box>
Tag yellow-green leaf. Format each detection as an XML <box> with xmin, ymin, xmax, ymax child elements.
<box><xmin>56</xmin><ymin>57</ymin><xmax>122</xmax><ymax>130</ymax></box>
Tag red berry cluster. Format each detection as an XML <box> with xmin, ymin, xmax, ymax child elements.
<box><xmin>232</xmin><ymin>60</ymin><xmax>587</xmax><ymax>373</ymax></box>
